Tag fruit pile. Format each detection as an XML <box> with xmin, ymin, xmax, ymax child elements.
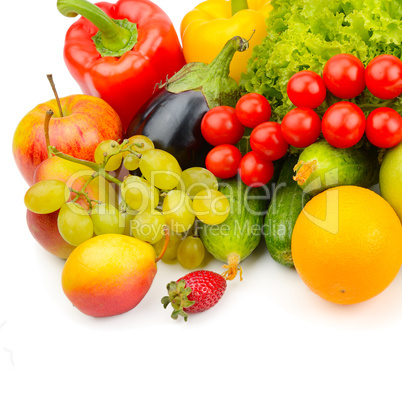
<box><xmin>24</xmin><ymin>132</ymin><xmax>231</xmax><ymax>264</ymax></box>
<box><xmin>11</xmin><ymin>0</ymin><xmax>402</xmax><ymax>321</ymax></box>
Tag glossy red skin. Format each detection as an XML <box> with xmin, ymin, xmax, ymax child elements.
<box><xmin>322</xmin><ymin>101</ymin><xmax>366</xmax><ymax>148</ymax></box>
<box><xmin>26</xmin><ymin>210</ymin><xmax>76</xmax><ymax>260</ymax></box>
<box><xmin>235</xmin><ymin>93</ymin><xmax>272</xmax><ymax>128</ymax></box>
<box><xmin>178</xmin><ymin>270</ymin><xmax>227</xmax><ymax>314</ymax></box>
<box><xmin>12</xmin><ymin>94</ymin><xmax>123</xmax><ymax>185</ymax></box>
<box><xmin>205</xmin><ymin>144</ymin><xmax>242</xmax><ymax>179</ymax></box>
<box><xmin>287</xmin><ymin>70</ymin><xmax>327</xmax><ymax>109</ymax></box>
<box><xmin>239</xmin><ymin>151</ymin><xmax>274</xmax><ymax>188</ymax></box>
<box><xmin>366</xmin><ymin>107</ymin><xmax>402</xmax><ymax>148</ymax></box>
<box><xmin>250</xmin><ymin>122</ymin><xmax>289</xmax><ymax>161</ymax></box>
<box><xmin>63</xmin><ymin>0</ymin><xmax>186</xmax><ymax>130</ymax></box>
<box><xmin>281</xmin><ymin>107</ymin><xmax>321</xmax><ymax>148</ymax></box>
<box><xmin>201</xmin><ymin>106</ymin><xmax>244</xmax><ymax>146</ymax></box>
<box><xmin>365</xmin><ymin>55</ymin><xmax>402</xmax><ymax>100</ymax></box>
<box><xmin>323</xmin><ymin>54</ymin><xmax>366</xmax><ymax>99</ymax></box>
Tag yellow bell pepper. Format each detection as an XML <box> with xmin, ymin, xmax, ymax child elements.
<box><xmin>180</xmin><ymin>0</ymin><xmax>272</xmax><ymax>83</ymax></box>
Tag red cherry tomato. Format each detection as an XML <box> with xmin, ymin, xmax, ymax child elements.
<box><xmin>323</xmin><ymin>53</ymin><xmax>366</xmax><ymax>99</ymax></box>
<box><xmin>250</xmin><ymin>122</ymin><xmax>289</xmax><ymax>161</ymax></box>
<box><xmin>239</xmin><ymin>151</ymin><xmax>274</xmax><ymax>188</ymax></box>
<box><xmin>235</xmin><ymin>93</ymin><xmax>272</xmax><ymax>128</ymax></box>
<box><xmin>365</xmin><ymin>107</ymin><xmax>402</xmax><ymax>149</ymax></box>
<box><xmin>287</xmin><ymin>70</ymin><xmax>327</xmax><ymax>109</ymax></box>
<box><xmin>201</xmin><ymin>106</ymin><xmax>244</xmax><ymax>146</ymax></box>
<box><xmin>322</xmin><ymin>101</ymin><xmax>366</xmax><ymax>148</ymax></box>
<box><xmin>205</xmin><ymin>144</ymin><xmax>242</xmax><ymax>179</ymax></box>
<box><xmin>281</xmin><ymin>107</ymin><xmax>321</xmax><ymax>148</ymax></box>
<box><xmin>365</xmin><ymin>55</ymin><xmax>402</xmax><ymax>100</ymax></box>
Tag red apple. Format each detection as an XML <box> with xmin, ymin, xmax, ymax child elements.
<box><xmin>12</xmin><ymin>94</ymin><xmax>123</xmax><ymax>185</ymax></box>
<box><xmin>26</xmin><ymin>210</ymin><xmax>76</xmax><ymax>259</ymax></box>
<box><xmin>26</xmin><ymin>156</ymin><xmax>118</xmax><ymax>259</ymax></box>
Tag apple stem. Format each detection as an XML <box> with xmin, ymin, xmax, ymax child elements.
<box><xmin>44</xmin><ymin>109</ymin><xmax>54</xmax><ymax>159</ymax></box>
<box><xmin>47</xmin><ymin>74</ymin><xmax>64</xmax><ymax>117</ymax></box>
<box><xmin>155</xmin><ymin>225</ymin><xmax>170</xmax><ymax>262</ymax></box>
<box><xmin>49</xmin><ymin>146</ymin><xmax>123</xmax><ymax>186</ymax></box>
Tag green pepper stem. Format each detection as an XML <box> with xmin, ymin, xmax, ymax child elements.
<box><xmin>57</xmin><ymin>0</ymin><xmax>131</xmax><ymax>52</ymax></box>
<box><xmin>231</xmin><ymin>0</ymin><xmax>249</xmax><ymax>15</ymax></box>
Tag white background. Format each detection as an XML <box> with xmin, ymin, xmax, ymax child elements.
<box><xmin>3</xmin><ymin>1</ymin><xmax>402</xmax><ymax>401</ymax></box>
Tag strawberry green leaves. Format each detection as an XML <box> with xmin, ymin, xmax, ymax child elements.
<box><xmin>161</xmin><ymin>280</ymin><xmax>195</xmax><ymax>322</ymax></box>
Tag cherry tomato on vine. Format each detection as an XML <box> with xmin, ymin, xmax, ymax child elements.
<box><xmin>323</xmin><ymin>53</ymin><xmax>366</xmax><ymax>99</ymax></box>
<box><xmin>239</xmin><ymin>151</ymin><xmax>274</xmax><ymax>188</ymax></box>
<box><xmin>201</xmin><ymin>106</ymin><xmax>244</xmax><ymax>146</ymax></box>
<box><xmin>365</xmin><ymin>55</ymin><xmax>402</xmax><ymax>100</ymax></box>
<box><xmin>287</xmin><ymin>70</ymin><xmax>327</xmax><ymax>109</ymax></box>
<box><xmin>205</xmin><ymin>144</ymin><xmax>242</xmax><ymax>179</ymax></box>
<box><xmin>321</xmin><ymin>101</ymin><xmax>366</xmax><ymax>148</ymax></box>
<box><xmin>235</xmin><ymin>93</ymin><xmax>272</xmax><ymax>128</ymax></box>
<box><xmin>281</xmin><ymin>107</ymin><xmax>321</xmax><ymax>148</ymax></box>
<box><xmin>365</xmin><ymin>107</ymin><xmax>402</xmax><ymax>149</ymax></box>
<box><xmin>250</xmin><ymin>122</ymin><xmax>289</xmax><ymax>161</ymax></box>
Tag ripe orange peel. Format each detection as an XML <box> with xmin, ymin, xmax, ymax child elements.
<box><xmin>222</xmin><ymin>253</ymin><xmax>243</xmax><ymax>281</ymax></box>
<box><xmin>293</xmin><ymin>159</ymin><xmax>318</xmax><ymax>185</ymax></box>
<box><xmin>155</xmin><ymin>226</ymin><xmax>171</xmax><ymax>263</ymax></box>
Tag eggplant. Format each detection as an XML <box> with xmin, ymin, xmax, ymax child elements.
<box><xmin>127</xmin><ymin>88</ymin><xmax>210</xmax><ymax>169</ymax></box>
<box><xmin>126</xmin><ymin>36</ymin><xmax>250</xmax><ymax>170</ymax></box>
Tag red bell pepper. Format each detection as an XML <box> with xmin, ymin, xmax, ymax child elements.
<box><xmin>58</xmin><ymin>0</ymin><xmax>186</xmax><ymax>131</ymax></box>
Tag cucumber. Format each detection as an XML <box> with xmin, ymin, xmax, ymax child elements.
<box><xmin>294</xmin><ymin>139</ymin><xmax>379</xmax><ymax>196</ymax></box>
<box><xmin>264</xmin><ymin>155</ymin><xmax>310</xmax><ymax>268</ymax></box>
<box><xmin>199</xmin><ymin>176</ymin><xmax>268</xmax><ymax>280</ymax></box>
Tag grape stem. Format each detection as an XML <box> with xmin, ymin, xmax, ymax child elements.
<box><xmin>71</xmin><ymin>171</ymin><xmax>100</xmax><ymax>209</ymax></box>
<box><xmin>97</xmin><ymin>139</ymin><xmax>142</xmax><ymax>170</ymax></box>
<box><xmin>155</xmin><ymin>225</ymin><xmax>170</xmax><ymax>262</ymax></box>
<box><xmin>193</xmin><ymin>219</ymin><xmax>200</xmax><ymax>238</ymax></box>
<box><xmin>49</xmin><ymin>146</ymin><xmax>123</xmax><ymax>186</ymax></box>
<box><xmin>70</xmin><ymin>187</ymin><xmax>99</xmax><ymax>210</ymax></box>
<box><xmin>44</xmin><ymin>110</ymin><xmax>54</xmax><ymax>159</ymax></box>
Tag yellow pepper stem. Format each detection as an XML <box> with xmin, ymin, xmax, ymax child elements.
<box><xmin>231</xmin><ymin>0</ymin><xmax>248</xmax><ymax>15</ymax></box>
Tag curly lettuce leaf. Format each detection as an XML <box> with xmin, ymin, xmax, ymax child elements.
<box><xmin>241</xmin><ymin>0</ymin><xmax>402</xmax><ymax>120</ymax></box>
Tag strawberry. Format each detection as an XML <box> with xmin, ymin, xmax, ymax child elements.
<box><xmin>161</xmin><ymin>270</ymin><xmax>227</xmax><ymax>321</ymax></box>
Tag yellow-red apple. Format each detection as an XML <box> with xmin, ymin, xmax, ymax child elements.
<box><xmin>26</xmin><ymin>156</ymin><xmax>118</xmax><ymax>259</ymax></box>
<box><xmin>13</xmin><ymin>94</ymin><xmax>123</xmax><ymax>185</ymax></box>
<box><xmin>26</xmin><ymin>210</ymin><xmax>76</xmax><ymax>259</ymax></box>
<box><xmin>33</xmin><ymin>156</ymin><xmax>118</xmax><ymax>209</ymax></box>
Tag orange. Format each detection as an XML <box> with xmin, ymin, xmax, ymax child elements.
<box><xmin>62</xmin><ymin>234</ymin><xmax>157</xmax><ymax>317</ymax></box>
<box><xmin>291</xmin><ymin>186</ymin><xmax>402</xmax><ymax>305</ymax></box>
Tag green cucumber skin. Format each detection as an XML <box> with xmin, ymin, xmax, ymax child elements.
<box><xmin>199</xmin><ymin>177</ymin><xmax>268</xmax><ymax>263</ymax></box>
<box><xmin>264</xmin><ymin>155</ymin><xmax>310</xmax><ymax>268</ymax></box>
<box><xmin>296</xmin><ymin>140</ymin><xmax>379</xmax><ymax>196</ymax></box>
